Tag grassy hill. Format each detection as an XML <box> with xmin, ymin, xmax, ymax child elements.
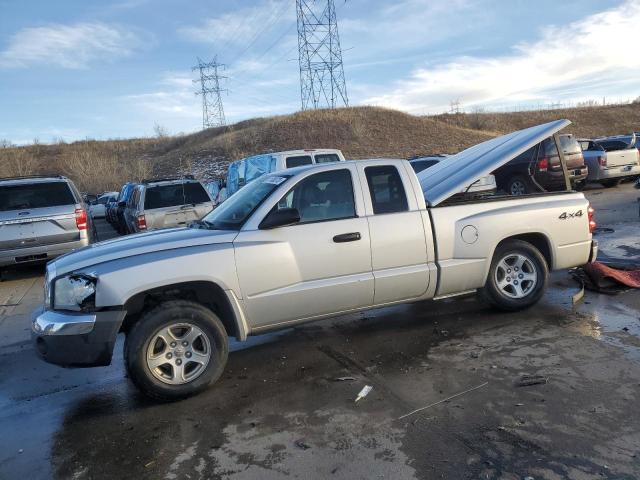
<box><xmin>1</xmin><ymin>103</ymin><xmax>638</xmax><ymax>193</ymax></box>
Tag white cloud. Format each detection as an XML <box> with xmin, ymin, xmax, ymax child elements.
<box><xmin>364</xmin><ymin>0</ymin><xmax>640</xmax><ymax>113</ymax></box>
<box><xmin>0</xmin><ymin>22</ymin><xmax>144</xmax><ymax>69</ymax></box>
<box><xmin>178</xmin><ymin>0</ymin><xmax>294</xmax><ymax>49</ymax></box>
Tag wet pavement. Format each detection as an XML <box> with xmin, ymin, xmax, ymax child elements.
<box><xmin>0</xmin><ymin>186</ymin><xmax>639</xmax><ymax>480</ymax></box>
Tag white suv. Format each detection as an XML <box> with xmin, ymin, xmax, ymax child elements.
<box><xmin>225</xmin><ymin>149</ymin><xmax>345</xmax><ymax>198</ymax></box>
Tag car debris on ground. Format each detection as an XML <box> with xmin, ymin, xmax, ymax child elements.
<box><xmin>398</xmin><ymin>382</ymin><xmax>489</xmax><ymax>420</ymax></box>
<box><xmin>571</xmin><ymin>261</ymin><xmax>640</xmax><ymax>294</ymax></box>
<box><xmin>517</xmin><ymin>374</ymin><xmax>548</xmax><ymax>387</ymax></box>
<box><xmin>354</xmin><ymin>385</ymin><xmax>373</xmax><ymax>403</ymax></box>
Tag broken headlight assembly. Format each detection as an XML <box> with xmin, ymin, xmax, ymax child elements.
<box><xmin>53</xmin><ymin>274</ymin><xmax>97</xmax><ymax>312</ymax></box>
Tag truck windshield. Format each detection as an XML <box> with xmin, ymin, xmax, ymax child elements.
<box><xmin>199</xmin><ymin>174</ymin><xmax>290</xmax><ymax>230</ymax></box>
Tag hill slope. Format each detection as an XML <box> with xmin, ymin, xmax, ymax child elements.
<box><xmin>153</xmin><ymin>107</ymin><xmax>493</xmax><ymax>178</ymax></box>
<box><xmin>1</xmin><ymin>103</ymin><xmax>638</xmax><ymax>192</ymax></box>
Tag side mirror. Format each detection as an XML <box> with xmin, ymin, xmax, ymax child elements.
<box><xmin>118</xmin><ymin>201</ymin><xmax>126</xmax><ymax>207</ymax></box>
<box><xmin>259</xmin><ymin>208</ymin><xmax>300</xmax><ymax>230</ymax></box>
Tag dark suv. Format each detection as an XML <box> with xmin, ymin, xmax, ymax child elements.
<box><xmin>493</xmin><ymin>134</ymin><xmax>588</xmax><ymax>195</ymax></box>
<box><xmin>114</xmin><ymin>182</ymin><xmax>137</xmax><ymax>234</ymax></box>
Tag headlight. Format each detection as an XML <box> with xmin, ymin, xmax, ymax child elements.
<box><xmin>54</xmin><ymin>274</ymin><xmax>97</xmax><ymax>311</ymax></box>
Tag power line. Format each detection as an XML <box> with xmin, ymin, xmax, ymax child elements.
<box><xmin>192</xmin><ymin>56</ymin><xmax>227</xmax><ymax>129</ymax></box>
<box><xmin>227</xmin><ymin>0</ymin><xmax>292</xmax><ymax>67</ymax></box>
<box><xmin>296</xmin><ymin>0</ymin><xmax>348</xmax><ymax>110</ymax></box>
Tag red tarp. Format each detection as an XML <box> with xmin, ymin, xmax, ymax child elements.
<box><xmin>583</xmin><ymin>261</ymin><xmax>640</xmax><ymax>289</ymax></box>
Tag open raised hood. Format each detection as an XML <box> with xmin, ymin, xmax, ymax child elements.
<box><xmin>417</xmin><ymin>119</ymin><xmax>571</xmax><ymax>206</ymax></box>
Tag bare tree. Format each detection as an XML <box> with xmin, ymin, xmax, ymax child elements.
<box><xmin>469</xmin><ymin>106</ymin><xmax>488</xmax><ymax>130</ymax></box>
<box><xmin>0</xmin><ymin>139</ymin><xmax>14</xmax><ymax>149</ymax></box>
<box><xmin>0</xmin><ymin>149</ymin><xmax>38</xmax><ymax>177</ymax></box>
<box><xmin>153</xmin><ymin>123</ymin><xmax>169</xmax><ymax>138</ymax></box>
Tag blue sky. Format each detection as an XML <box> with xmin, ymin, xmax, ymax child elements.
<box><xmin>0</xmin><ymin>0</ymin><xmax>638</xmax><ymax>144</ymax></box>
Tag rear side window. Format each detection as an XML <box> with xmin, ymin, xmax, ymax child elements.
<box><xmin>410</xmin><ymin>160</ymin><xmax>438</xmax><ymax>173</ymax></box>
<box><xmin>365</xmin><ymin>166</ymin><xmax>408</xmax><ymax>214</ymax></box>
<box><xmin>144</xmin><ymin>182</ymin><xmax>210</xmax><ymax>209</ymax></box>
<box><xmin>0</xmin><ymin>182</ymin><xmax>75</xmax><ymax>212</ymax></box>
<box><xmin>286</xmin><ymin>155</ymin><xmax>313</xmax><ymax>168</ymax></box>
<box><xmin>558</xmin><ymin>136</ymin><xmax>581</xmax><ymax>154</ymax></box>
<box><xmin>598</xmin><ymin>140</ymin><xmax>630</xmax><ymax>152</ymax></box>
<box><xmin>314</xmin><ymin>153</ymin><xmax>340</xmax><ymax>164</ymax></box>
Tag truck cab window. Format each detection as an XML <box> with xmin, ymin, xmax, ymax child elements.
<box><xmin>285</xmin><ymin>155</ymin><xmax>313</xmax><ymax>168</ymax></box>
<box><xmin>365</xmin><ymin>166</ymin><xmax>408</xmax><ymax>214</ymax></box>
<box><xmin>276</xmin><ymin>169</ymin><xmax>355</xmax><ymax>223</ymax></box>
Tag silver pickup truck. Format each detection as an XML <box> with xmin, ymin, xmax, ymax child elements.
<box><xmin>32</xmin><ymin>120</ymin><xmax>597</xmax><ymax>400</ymax></box>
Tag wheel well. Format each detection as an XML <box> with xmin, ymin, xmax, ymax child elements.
<box><xmin>120</xmin><ymin>281</ymin><xmax>238</xmax><ymax>338</ymax></box>
<box><xmin>497</xmin><ymin>233</ymin><xmax>552</xmax><ymax>269</ymax></box>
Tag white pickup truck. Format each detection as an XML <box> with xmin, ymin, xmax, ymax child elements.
<box><xmin>32</xmin><ymin>120</ymin><xmax>597</xmax><ymax>400</ymax></box>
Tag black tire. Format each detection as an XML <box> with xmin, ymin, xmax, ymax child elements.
<box><xmin>505</xmin><ymin>175</ymin><xmax>531</xmax><ymax>196</ymax></box>
<box><xmin>600</xmin><ymin>179</ymin><xmax>620</xmax><ymax>188</ymax></box>
<box><xmin>481</xmin><ymin>240</ymin><xmax>548</xmax><ymax>311</ymax></box>
<box><xmin>125</xmin><ymin>300</ymin><xmax>229</xmax><ymax>401</ymax></box>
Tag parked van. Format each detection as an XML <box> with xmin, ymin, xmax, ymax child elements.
<box><xmin>225</xmin><ymin>149</ymin><xmax>345</xmax><ymax>197</ymax></box>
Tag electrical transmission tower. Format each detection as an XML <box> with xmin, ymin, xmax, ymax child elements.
<box><xmin>192</xmin><ymin>56</ymin><xmax>227</xmax><ymax>129</ymax></box>
<box><xmin>296</xmin><ymin>0</ymin><xmax>348</xmax><ymax>110</ymax></box>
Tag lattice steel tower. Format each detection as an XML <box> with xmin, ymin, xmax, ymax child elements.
<box><xmin>296</xmin><ymin>0</ymin><xmax>348</xmax><ymax>110</ymax></box>
<box><xmin>192</xmin><ymin>56</ymin><xmax>227</xmax><ymax>129</ymax></box>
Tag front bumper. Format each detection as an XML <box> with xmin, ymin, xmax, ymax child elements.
<box><xmin>32</xmin><ymin>308</ymin><xmax>125</xmax><ymax>367</ymax></box>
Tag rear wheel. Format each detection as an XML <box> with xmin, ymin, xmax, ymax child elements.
<box><xmin>481</xmin><ymin>240</ymin><xmax>548</xmax><ymax>311</ymax></box>
<box><xmin>600</xmin><ymin>179</ymin><xmax>620</xmax><ymax>188</ymax></box>
<box><xmin>506</xmin><ymin>176</ymin><xmax>530</xmax><ymax>196</ymax></box>
<box><xmin>125</xmin><ymin>300</ymin><xmax>229</xmax><ymax>401</ymax></box>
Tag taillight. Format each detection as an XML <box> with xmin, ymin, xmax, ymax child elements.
<box><xmin>588</xmin><ymin>204</ymin><xmax>596</xmax><ymax>233</ymax></box>
<box><xmin>537</xmin><ymin>157</ymin><xmax>549</xmax><ymax>172</ymax></box>
<box><xmin>75</xmin><ymin>208</ymin><xmax>87</xmax><ymax>230</ymax></box>
<box><xmin>597</xmin><ymin>155</ymin><xmax>607</xmax><ymax>167</ymax></box>
<box><xmin>137</xmin><ymin>214</ymin><xmax>147</xmax><ymax>230</ymax></box>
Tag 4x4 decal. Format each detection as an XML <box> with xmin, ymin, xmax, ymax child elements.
<box><xmin>558</xmin><ymin>210</ymin><xmax>583</xmax><ymax>220</ymax></box>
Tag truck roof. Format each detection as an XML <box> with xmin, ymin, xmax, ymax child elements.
<box><xmin>0</xmin><ymin>175</ymin><xmax>69</xmax><ymax>186</ymax></box>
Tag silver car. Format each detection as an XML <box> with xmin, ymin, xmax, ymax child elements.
<box><xmin>124</xmin><ymin>177</ymin><xmax>214</xmax><ymax>233</ymax></box>
<box><xmin>0</xmin><ymin>175</ymin><xmax>91</xmax><ymax>268</ymax></box>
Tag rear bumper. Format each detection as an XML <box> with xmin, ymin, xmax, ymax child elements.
<box><xmin>31</xmin><ymin>308</ymin><xmax>125</xmax><ymax>367</ymax></box>
<box><xmin>0</xmin><ymin>238</ymin><xmax>89</xmax><ymax>268</ymax></box>
<box><xmin>588</xmin><ymin>164</ymin><xmax>640</xmax><ymax>181</ymax></box>
<box><xmin>568</xmin><ymin>167</ymin><xmax>588</xmax><ymax>183</ymax></box>
<box><xmin>588</xmin><ymin>240</ymin><xmax>598</xmax><ymax>263</ymax></box>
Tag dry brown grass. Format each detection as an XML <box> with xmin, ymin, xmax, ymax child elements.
<box><xmin>0</xmin><ymin>138</ymin><xmax>160</xmax><ymax>192</ymax></box>
<box><xmin>434</xmin><ymin>103</ymin><xmax>640</xmax><ymax>137</ymax></box>
<box><xmin>2</xmin><ymin>103</ymin><xmax>639</xmax><ymax>192</ymax></box>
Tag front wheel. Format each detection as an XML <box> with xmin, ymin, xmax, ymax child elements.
<box><xmin>481</xmin><ymin>240</ymin><xmax>548</xmax><ymax>311</ymax></box>
<box><xmin>125</xmin><ymin>300</ymin><xmax>229</xmax><ymax>401</ymax></box>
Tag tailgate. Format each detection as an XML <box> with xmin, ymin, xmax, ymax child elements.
<box><xmin>605</xmin><ymin>149</ymin><xmax>639</xmax><ymax>168</ymax></box>
<box><xmin>562</xmin><ymin>151</ymin><xmax>585</xmax><ymax>170</ymax></box>
<box><xmin>0</xmin><ymin>212</ymin><xmax>38</xmax><ymax>250</ymax></box>
<box><xmin>27</xmin><ymin>205</ymin><xmax>80</xmax><ymax>247</ymax></box>
<box><xmin>0</xmin><ymin>206</ymin><xmax>79</xmax><ymax>249</ymax></box>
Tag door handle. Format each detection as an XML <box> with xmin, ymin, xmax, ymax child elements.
<box><xmin>333</xmin><ymin>232</ymin><xmax>361</xmax><ymax>243</ymax></box>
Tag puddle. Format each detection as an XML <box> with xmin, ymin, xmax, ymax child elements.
<box><xmin>545</xmin><ymin>272</ymin><xmax>640</xmax><ymax>362</ymax></box>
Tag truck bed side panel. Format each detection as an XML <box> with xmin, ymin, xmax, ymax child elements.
<box><xmin>429</xmin><ymin>193</ymin><xmax>592</xmax><ymax>296</ymax></box>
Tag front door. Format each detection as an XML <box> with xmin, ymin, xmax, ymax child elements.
<box><xmin>234</xmin><ymin>168</ymin><xmax>374</xmax><ymax>329</ymax></box>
